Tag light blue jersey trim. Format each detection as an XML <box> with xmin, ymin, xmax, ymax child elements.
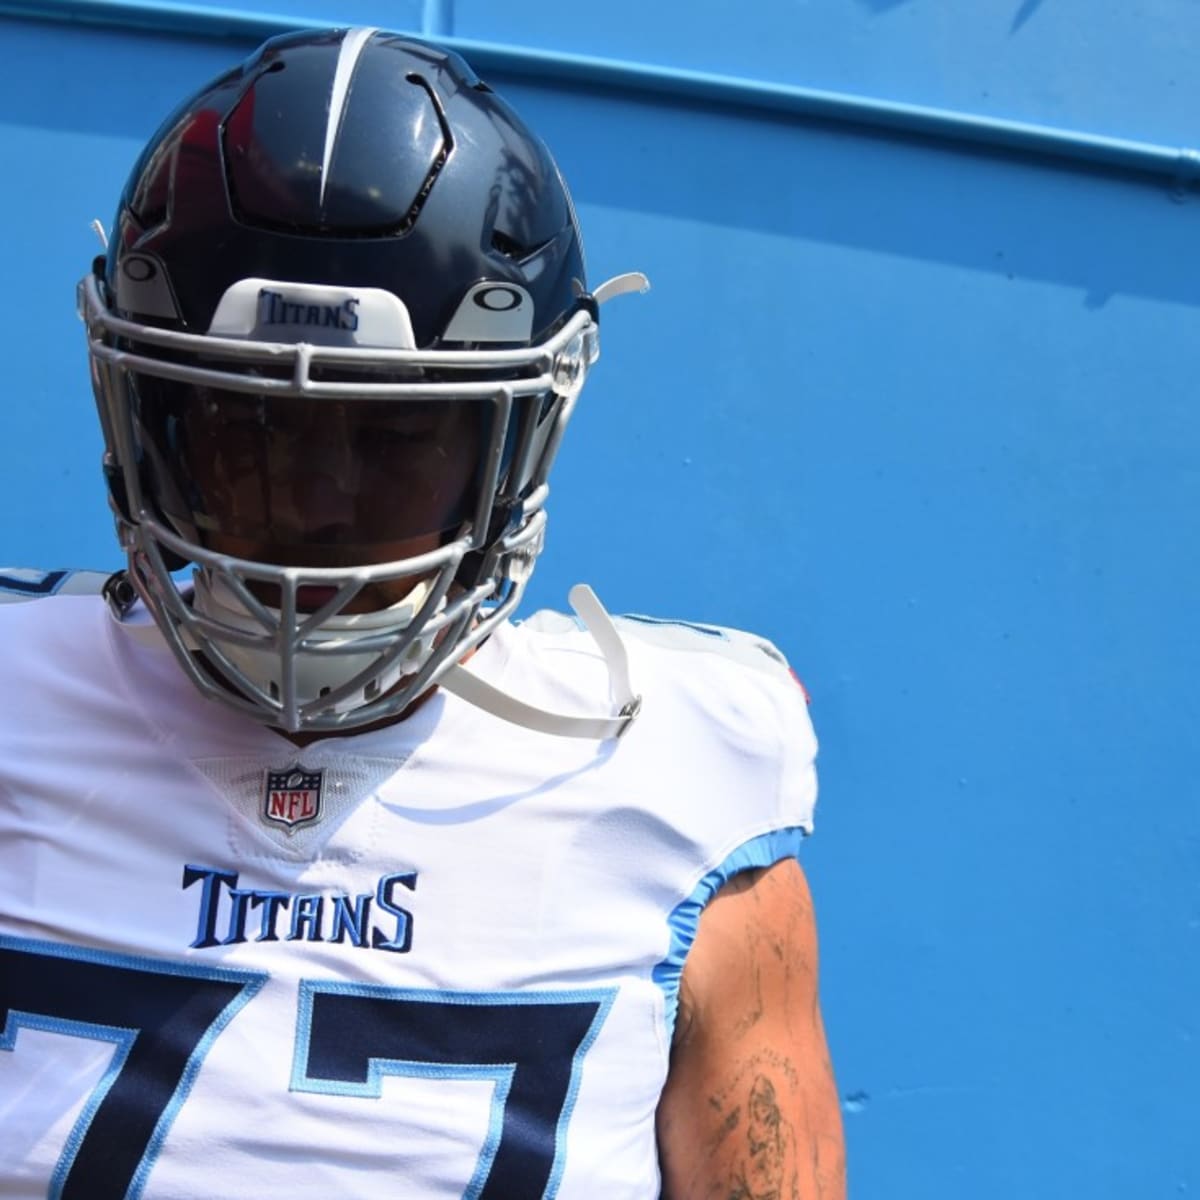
<box><xmin>0</xmin><ymin>1010</ymin><xmax>136</xmax><ymax>1200</ymax></box>
<box><xmin>617</xmin><ymin>613</ymin><xmax>729</xmax><ymax>639</ymax></box>
<box><xmin>652</xmin><ymin>827</ymin><xmax>809</xmax><ymax>1041</ymax></box>
<box><xmin>0</xmin><ymin>568</ymin><xmax>111</xmax><ymax>601</ymax></box>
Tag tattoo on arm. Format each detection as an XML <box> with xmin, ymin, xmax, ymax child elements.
<box><xmin>663</xmin><ymin>862</ymin><xmax>845</xmax><ymax>1200</ymax></box>
<box><xmin>703</xmin><ymin>1051</ymin><xmax>844</xmax><ymax>1200</ymax></box>
<box><xmin>727</xmin><ymin>1074</ymin><xmax>795</xmax><ymax>1200</ymax></box>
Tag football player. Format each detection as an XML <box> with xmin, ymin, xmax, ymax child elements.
<box><xmin>0</xmin><ymin>27</ymin><xmax>844</xmax><ymax>1199</ymax></box>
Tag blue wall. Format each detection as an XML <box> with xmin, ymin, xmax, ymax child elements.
<box><xmin>2</xmin><ymin>3</ymin><xmax>1198</xmax><ymax>1197</ymax></box>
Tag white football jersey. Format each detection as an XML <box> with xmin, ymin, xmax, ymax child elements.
<box><xmin>0</xmin><ymin>580</ymin><xmax>817</xmax><ymax>1199</ymax></box>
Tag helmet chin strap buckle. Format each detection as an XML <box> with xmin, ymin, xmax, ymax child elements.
<box><xmin>439</xmin><ymin>583</ymin><xmax>643</xmax><ymax>740</ymax></box>
<box><xmin>102</xmin><ymin>569</ymin><xmax>139</xmax><ymax>620</ymax></box>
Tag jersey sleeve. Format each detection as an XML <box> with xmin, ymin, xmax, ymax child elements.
<box><xmin>776</xmin><ymin>665</ymin><xmax>819</xmax><ymax>833</ymax></box>
<box><xmin>0</xmin><ymin>568</ymin><xmax>114</xmax><ymax>604</ymax></box>
<box><xmin>611</xmin><ymin>615</ymin><xmax>821</xmax><ymax>1040</ymax></box>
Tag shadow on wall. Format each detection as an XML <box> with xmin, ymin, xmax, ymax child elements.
<box><xmin>1010</xmin><ymin>0</ymin><xmax>1050</xmax><ymax>33</ymax></box>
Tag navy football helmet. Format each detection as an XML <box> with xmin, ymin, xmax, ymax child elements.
<box><xmin>82</xmin><ymin>27</ymin><xmax>644</xmax><ymax>733</ymax></box>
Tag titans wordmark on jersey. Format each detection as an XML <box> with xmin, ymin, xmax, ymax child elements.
<box><xmin>0</xmin><ymin>581</ymin><xmax>816</xmax><ymax>1199</ymax></box>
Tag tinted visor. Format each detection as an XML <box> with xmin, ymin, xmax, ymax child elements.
<box><xmin>129</xmin><ymin>374</ymin><xmax>488</xmax><ymax>567</ymax></box>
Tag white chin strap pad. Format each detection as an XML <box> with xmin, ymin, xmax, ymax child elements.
<box><xmin>440</xmin><ymin>584</ymin><xmax>642</xmax><ymax>740</ymax></box>
<box><xmin>190</xmin><ymin>571</ymin><xmax>441</xmax><ymax>715</ymax></box>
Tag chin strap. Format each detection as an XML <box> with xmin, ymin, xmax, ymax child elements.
<box><xmin>440</xmin><ymin>584</ymin><xmax>642</xmax><ymax>740</ymax></box>
<box><xmin>110</xmin><ymin>570</ymin><xmax>644</xmax><ymax>741</ymax></box>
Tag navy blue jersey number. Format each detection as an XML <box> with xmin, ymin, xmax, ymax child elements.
<box><xmin>1</xmin><ymin>937</ymin><xmax>615</xmax><ymax>1199</ymax></box>
<box><xmin>294</xmin><ymin>982</ymin><xmax>615</xmax><ymax>1199</ymax></box>
<box><xmin>0</xmin><ymin>937</ymin><xmax>265</xmax><ymax>1200</ymax></box>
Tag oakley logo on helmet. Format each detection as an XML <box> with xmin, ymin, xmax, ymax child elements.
<box><xmin>258</xmin><ymin>289</ymin><xmax>360</xmax><ymax>332</ymax></box>
<box><xmin>443</xmin><ymin>281</ymin><xmax>534</xmax><ymax>343</ymax></box>
<box><xmin>122</xmin><ymin>256</ymin><xmax>157</xmax><ymax>282</ymax></box>
<box><xmin>473</xmin><ymin>285</ymin><xmax>524</xmax><ymax>312</ymax></box>
<box><xmin>114</xmin><ymin>251</ymin><xmax>180</xmax><ymax>320</ymax></box>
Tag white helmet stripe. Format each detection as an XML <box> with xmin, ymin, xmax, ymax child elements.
<box><xmin>321</xmin><ymin>28</ymin><xmax>379</xmax><ymax>206</ymax></box>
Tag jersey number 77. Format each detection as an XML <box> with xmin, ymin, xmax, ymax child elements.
<box><xmin>0</xmin><ymin>936</ymin><xmax>614</xmax><ymax>1199</ymax></box>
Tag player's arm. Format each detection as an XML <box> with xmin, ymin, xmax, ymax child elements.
<box><xmin>656</xmin><ymin>857</ymin><xmax>845</xmax><ymax>1200</ymax></box>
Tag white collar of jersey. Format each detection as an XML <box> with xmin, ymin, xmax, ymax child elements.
<box><xmin>115</xmin><ymin>583</ymin><xmax>642</xmax><ymax>741</ymax></box>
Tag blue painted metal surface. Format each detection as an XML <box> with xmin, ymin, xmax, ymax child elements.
<box><xmin>0</xmin><ymin>0</ymin><xmax>423</xmax><ymax>33</ymax></box>
<box><xmin>459</xmin><ymin>0</ymin><xmax>1200</xmax><ymax>147</ymax></box>
<box><xmin>4</xmin><ymin>0</ymin><xmax>1197</xmax><ymax>186</ymax></box>
<box><xmin>19</xmin><ymin>0</ymin><xmax>1200</xmax><ymax>146</ymax></box>
<box><xmin>1</xmin><ymin>7</ymin><xmax>1197</xmax><ymax>1199</ymax></box>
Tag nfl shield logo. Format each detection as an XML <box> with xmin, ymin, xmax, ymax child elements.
<box><xmin>263</xmin><ymin>765</ymin><xmax>325</xmax><ymax>832</ymax></box>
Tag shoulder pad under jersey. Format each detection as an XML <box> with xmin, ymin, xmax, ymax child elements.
<box><xmin>0</xmin><ymin>568</ymin><xmax>114</xmax><ymax>604</ymax></box>
<box><xmin>613</xmin><ymin>612</ymin><xmax>794</xmax><ymax>675</ymax></box>
<box><xmin>523</xmin><ymin>605</ymin><xmax>805</xmax><ymax>690</ymax></box>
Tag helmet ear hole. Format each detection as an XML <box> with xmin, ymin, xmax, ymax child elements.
<box><xmin>491</xmin><ymin>230</ymin><xmax>528</xmax><ymax>260</ymax></box>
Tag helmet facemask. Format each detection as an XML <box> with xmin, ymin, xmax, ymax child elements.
<box><xmin>82</xmin><ymin>269</ymin><xmax>598</xmax><ymax>733</ymax></box>
<box><xmin>78</xmin><ymin>27</ymin><xmax>631</xmax><ymax>734</ymax></box>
